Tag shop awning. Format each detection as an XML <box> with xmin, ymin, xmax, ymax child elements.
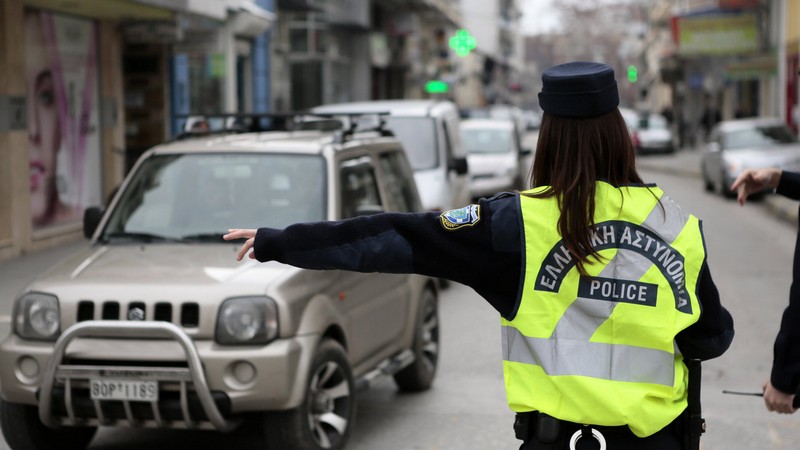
<box><xmin>228</xmin><ymin>1</ymin><xmax>276</xmax><ymax>38</ymax></box>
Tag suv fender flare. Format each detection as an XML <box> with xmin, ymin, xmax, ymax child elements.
<box><xmin>294</xmin><ymin>294</ymin><xmax>348</xmax><ymax>346</ymax></box>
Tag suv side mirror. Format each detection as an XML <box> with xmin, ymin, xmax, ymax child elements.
<box><xmin>450</xmin><ymin>157</ymin><xmax>469</xmax><ymax>175</ymax></box>
<box><xmin>520</xmin><ymin>147</ymin><xmax>533</xmax><ymax>157</ymax></box>
<box><xmin>83</xmin><ymin>207</ymin><xmax>104</xmax><ymax>239</ymax></box>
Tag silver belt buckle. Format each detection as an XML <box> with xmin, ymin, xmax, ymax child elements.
<box><xmin>569</xmin><ymin>427</ymin><xmax>607</xmax><ymax>450</ymax></box>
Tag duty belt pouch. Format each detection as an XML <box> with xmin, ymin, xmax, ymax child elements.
<box><xmin>535</xmin><ymin>413</ymin><xmax>560</xmax><ymax>443</ymax></box>
<box><xmin>515</xmin><ymin>412</ymin><xmax>561</xmax><ymax>447</ymax></box>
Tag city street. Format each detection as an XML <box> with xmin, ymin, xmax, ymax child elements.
<box><xmin>2</xmin><ymin>149</ymin><xmax>800</xmax><ymax>449</ymax></box>
<box><xmin>1</xmin><ymin>0</ymin><xmax>798</xmax><ymax>447</ymax></box>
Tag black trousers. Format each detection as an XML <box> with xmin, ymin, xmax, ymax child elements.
<box><xmin>518</xmin><ymin>413</ymin><xmax>683</xmax><ymax>450</ymax></box>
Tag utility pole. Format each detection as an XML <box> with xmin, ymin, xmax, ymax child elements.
<box><xmin>777</xmin><ymin>0</ymin><xmax>787</xmax><ymax>123</ymax></box>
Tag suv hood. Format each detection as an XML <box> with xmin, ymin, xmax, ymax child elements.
<box><xmin>25</xmin><ymin>244</ymin><xmax>292</xmax><ymax>299</ymax></box>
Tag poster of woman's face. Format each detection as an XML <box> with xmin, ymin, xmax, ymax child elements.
<box><xmin>25</xmin><ymin>9</ymin><xmax>101</xmax><ymax>229</ymax></box>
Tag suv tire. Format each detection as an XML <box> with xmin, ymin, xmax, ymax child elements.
<box><xmin>0</xmin><ymin>399</ymin><xmax>97</xmax><ymax>450</ymax></box>
<box><xmin>393</xmin><ymin>289</ymin><xmax>439</xmax><ymax>391</ymax></box>
<box><xmin>262</xmin><ymin>339</ymin><xmax>355</xmax><ymax>450</ymax></box>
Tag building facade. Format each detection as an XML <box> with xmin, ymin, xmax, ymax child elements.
<box><xmin>0</xmin><ymin>0</ymin><xmax>274</xmax><ymax>262</ymax></box>
<box><xmin>455</xmin><ymin>0</ymin><xmax>523</xmax><ymax>108</ymax></box>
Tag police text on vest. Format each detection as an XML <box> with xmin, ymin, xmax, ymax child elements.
<box><xmin>577</xmin><ymin>276</ymin><xmax>658</xmax><ymax>306</ymax></box>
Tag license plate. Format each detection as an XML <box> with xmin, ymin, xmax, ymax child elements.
<box><xmin>90</xmin><ymin>379</ymin><xmax>158</xmax><ymax>402</ymax></box>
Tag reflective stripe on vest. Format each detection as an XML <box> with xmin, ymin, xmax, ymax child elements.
<box><xmin>502</xmin><ymin>182</ymin><xmax>704</xmax><ymax>437</ymax></box>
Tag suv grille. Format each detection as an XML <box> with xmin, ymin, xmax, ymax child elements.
<box><xmin>76</xmin><ymin>300</ymin><xmax>200</xmax><ymax>327</ymax></box>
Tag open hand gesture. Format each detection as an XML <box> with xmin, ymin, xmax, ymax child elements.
<box><xmin>730</xmin><ymin>168</ymin><xmax>781</xmax><ymax>206</ymax></box>
<box><xmin>223</xmin><ymin>229</ymin><xmax>257</xmax><ymax>261</ymax></box>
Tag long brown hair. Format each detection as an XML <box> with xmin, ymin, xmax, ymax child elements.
<box><xmin>526</xmin><ymin>108</ymin><xmax>643</xmax><ymax>276</ymax></box>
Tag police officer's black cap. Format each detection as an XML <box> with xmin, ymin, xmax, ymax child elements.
<box><xmin>538</xmin><ymin>61</ymin><xmax>620</xmax><ymax>118</ymax></box>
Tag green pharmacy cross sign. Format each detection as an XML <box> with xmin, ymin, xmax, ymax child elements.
<box><xmin>449</xmin><ymin>29</ymin><xmax>476</xmax><ymax>57</ymax></box>
<box><xmin>627</xmin><ymin>65</ymin><xmax>638</xmax><ymax>83</ymax></box>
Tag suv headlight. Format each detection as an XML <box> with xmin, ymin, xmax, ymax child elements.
<box><xmin>215</xmin><ymin>297</ymin><xmax>279</xmax><ymax>345</ymax></box>
<box><xmin>13</xmin><ymin>292</ymin><xmax>60</xmax><ymax>341</ymax></box>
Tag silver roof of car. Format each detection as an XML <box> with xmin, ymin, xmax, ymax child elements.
<box><xmin>460</xmin><ymin>118</ymin><xmax>516</xmax><ymax>130</ymax></box>
<box><xmin>311</xmin><ymin>99</ymin><xmax>456</xmax><ymax>117</ymax></box>
<box><xmin>147</xmin><ymin>130</ymin><xmax>398</xmax><ymax>156</ymax></box>
<box><xmin>717</xmin><ymin>117</ymin><xmax>786</xmax><ymax>132</ymax></box>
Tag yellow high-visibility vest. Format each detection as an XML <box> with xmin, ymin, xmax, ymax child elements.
<box><xmin>502</xmin><ymin>181</ymin><xmax>704</xmax><ymax>437</ymax></box>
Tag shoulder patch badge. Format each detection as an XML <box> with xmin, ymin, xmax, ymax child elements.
<box><xmin>440</xmin><ymin>205</ymin><xmax>481</xmax><ymax>230</ymax></box>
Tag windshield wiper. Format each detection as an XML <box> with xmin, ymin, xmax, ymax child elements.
<box><xmin>102</xmin><ymin>231</ymin><xmax>180</xmax><ymax>243</ymax></box>
<box><xmin>179</xmin><ymin>232</ymin><xmax>228</xmax><ymax>243</ymax></box>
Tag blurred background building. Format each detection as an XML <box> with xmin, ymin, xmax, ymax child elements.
<box><xmin>0</xmin><ymin>0</ymin><xmax>797</xmax><ymax>261</ymax></box>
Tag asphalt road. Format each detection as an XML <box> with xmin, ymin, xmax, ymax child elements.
<box><xmin>2</xmin><ymin>149</ymin><xmax>800</xmax><ymax>449</ymax></box>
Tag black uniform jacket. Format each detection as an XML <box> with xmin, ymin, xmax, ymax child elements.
<box><xmin>771</xmin><ymin>171</ymin><xmax>800</xmax><ymax>392</ymax></box>
<box><xmin>252</xmin><ymin>192</ymin><xmax>734</xmax><ymax>361</ymax></box>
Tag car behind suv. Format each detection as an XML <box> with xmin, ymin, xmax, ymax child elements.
<box><xmin>0</xmin><ymin>120</ymin><xmax>440</xmax><ymax>450</ymax></box>
<box><xmin>312</xmin><ymin>100</ymin><xmax>470</xmax><ymax>212</ymax></box>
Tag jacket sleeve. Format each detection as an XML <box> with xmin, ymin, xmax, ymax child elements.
<box><xmin>770</xmin><ymin>221</ymin><xmax>800</xmax><ymax>393</ymax></box>
<box><xmin>674</xmin><ymin>263</ymin><xmax>734</xmax><ymax>361</ymax></box>
<box><xmin>777</xmin><ymin>171</ymin><xmax>800</xmax><ymax>201</ymax></box>
<box><xmin>250</xmin><ymin>195</ymin><xmax>522</xmax><ymax>316</ymax></box>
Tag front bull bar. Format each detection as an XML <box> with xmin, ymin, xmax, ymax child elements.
<box><xmin>38</xmin><ymin>320</ymin><xmax>235</xmax><ymax>431</ymax></box>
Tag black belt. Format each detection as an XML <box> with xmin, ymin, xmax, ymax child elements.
<box><xmin>515</xmin><ymin>411</ymin><xmax>640</xmax><ymax>450</ymax></box>
<box><xmin>515</xmin><ymin>411</ymin><xmax>685</xmax><ymax>449</ymax></box>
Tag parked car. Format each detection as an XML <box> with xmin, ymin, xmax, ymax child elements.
<box><xmin>460</xmin><ymin>118</ymin><xmax>531</xmax><ymax>199</ymax></box>
<box><xmin>635</xmin><ymin>113</ymin><xmax>676</xmax><ymax>154</ymax></box>
<box><xmin>0</xmin><ymin>120</ymin><xmax>440</xmax><ymax>450</ymax></box>
<box><xmin>701</xmin><ymin>117</ymin><xmax>800</xmax><ymax>197</ymax></box>
<box><xmin>312</xmin><ymin>100</ymin><xmax>470</xmax><ymax>211</ymax></box>
<box><xmin>618</xmin><ymin>107</ymin><xmax>641</xmax><ymax>146</ymax></box>
<box><xmin>521</xmin><ymin>109</ymin><xmax>542</xmax><ymax>131</ymax></box>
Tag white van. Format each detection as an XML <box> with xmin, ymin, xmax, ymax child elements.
<box><xmin>312</xmin><ymin>100</ymin><xmax>471</xmax><ymax>211</ymax></box>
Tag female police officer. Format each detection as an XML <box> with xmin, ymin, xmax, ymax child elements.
<box><xmin>225</xmin><ymin>62</ymin><xmax>734</xmax><ymax>449</ymax></box>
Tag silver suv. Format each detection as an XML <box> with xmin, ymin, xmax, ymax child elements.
<box><xmin>0</xmin><ymin>120</ymin><xmax>440</xmax><ymax>450</ymax></box>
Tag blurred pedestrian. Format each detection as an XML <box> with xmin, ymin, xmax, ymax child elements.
<box><xmin>699</xmin><ymin>95</ymin><xmax>721</xmax><ymax>141</ymax></box>
<box><xmin>225</xmin><ymin>61</ymin><xmax>734</xmax><ymax>449</ymax></box>
<box><xmin>732</xmin><ymin>168</ymin><xmax>800</xmax><ymax>414</ymax></box>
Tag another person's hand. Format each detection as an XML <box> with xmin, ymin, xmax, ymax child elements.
<box><xmin>763</xmin><ymin>380</ymin><xmax>797</xmax><ymax>414</ymax></box>
<box><xmin>730</xmin><ymin>168</ymin><xmax>781</xmax><ymax>206</ymax></box>
<box><xmin>223</xmin><ymin>229</ymin><xmax>257</xmax><ymax>261</ymax></box>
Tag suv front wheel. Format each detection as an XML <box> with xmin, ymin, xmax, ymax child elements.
<box><xmin>0</xmin><ymin>398</ymin><xmax>97</xmax><ymax>450</ymax></box>
<box><xmin>393</xmin><ymin>289</ymin><xmax>439</xmax><ymax>391</ymax></box>
<box><xmin>261</xmin><ymin>338</ymin><xmax>355</xmax><ymax>450</ymax></box>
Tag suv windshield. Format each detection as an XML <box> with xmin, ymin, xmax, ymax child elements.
<box><xmin>101</xmin><ymin>153</ymin><xmax>326</xmax><ymax>243</ymax></box>
<box><xmin>724</xmin><ymin>124</ymin><xmax>799</xmax><ymax>150</ymax></box>
<box><xmin>383</xmin><ymin>117</ymin><xmax>438</xmax><ymax>170</ymax></box>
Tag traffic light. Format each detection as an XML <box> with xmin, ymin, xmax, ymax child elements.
<box><xmin>449</xmin><ymin>29</ymin><xmax>476</xmax><ymax>57</ymax></box>
<box><xmin>627</xmin><ymin>65</ymin><xmax>638</xmax><ymax>83</ymax></box>
<box><xmin>425</xmin><ymin>80</ymin><xmax>449</xmax><ymax>94</ymax></box>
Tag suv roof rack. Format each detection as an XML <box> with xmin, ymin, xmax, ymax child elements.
<box><xmin>296</xmin><ymin>111</ymin><xmax>394</xmax><ymax>143</ymax></box>
<box><xmin>173</xmin><ymin>111</ymin><xmax>394</xmax><ymax>143</ymax></box>
<box><xmin>174</xmin><ymin>112</ymin><xmax>302</xmax><ymax>140</ymax></box>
